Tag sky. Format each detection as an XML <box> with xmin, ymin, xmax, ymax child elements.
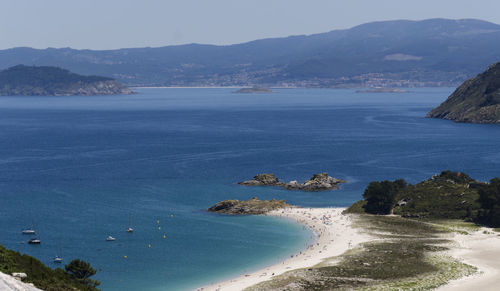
<box><xmin>1</xmin><ymin>0</ymin><xmax>500</xmax><ymax>50</ymax></box>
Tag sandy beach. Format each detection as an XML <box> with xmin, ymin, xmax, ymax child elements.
<box><xmin>198</xmin><ymin>207</ymin><xmax>372</xmax><ymax>291</ymax></box>
<box><xmin>198</xmin><ymin>207</ymin><xmax>500</xmax><ymax>291</ymax></box>
<box><xmin>437</xmin><ymin>229</ymin><xmax>500</xmax><ymax>291</ymax></box>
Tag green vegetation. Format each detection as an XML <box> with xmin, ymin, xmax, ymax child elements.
<box><xmin>347</xmin><ymin>170</ymin><xmax>500</xmax><ymax>228</ymax></box>
<box><xmin>0</xmin><ymin>244</ymin><xmax>99</xmax><ymax>291</ymax></box>
<box><xmin>346</xmin><ymin>171</ymin><xmax>483</xmax><ymax>220</ymax></box>
<box><xmin>247</xmin><ymin>215</ymin><xmax>476</xmax><ymax>291</ymax></box>
<box><xmin>65</xmin><ymin>259</ymin><xmax>100</xmax><ymax>288</ymax></box>
<box><xmin>427</xmin><ymin>62</ymin><xmax>500</xmax><ymax>123</ymax></box>
<box><xmin>393</xmin><ymin>171</ymin><xmax>481</xmax><ymax>220</ymax></box>
<box><xmin>477</xmin><ymin>178</ymin><xmax>500</xmax><ymax>226</ymax></box>
<box><xmin>0</xmin><ymin>65</ymin><xmax>133</xmax><ymax>96</ymax></box>
<box><xmin>362</xmin><ymin>179</ymin><xmax>406</xmax><ymax>214</ymax></box>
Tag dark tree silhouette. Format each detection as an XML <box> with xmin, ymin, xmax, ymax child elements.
<box><xmin>478</xmin><ymin>178</ymin><xmax>500</xmax><ymax>227</ymax></box>
<box><xmin>363</xmin><ymin>179</ymin><xmax>407</xmax><ymax>214</ymax></box>
<box><xmin>65</xmin><ymin>259</ymin><xmax>98</xmax><ymax>285</ymax></box>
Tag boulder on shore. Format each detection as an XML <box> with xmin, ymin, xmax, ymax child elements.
<box><xmin>207</xmin><ymin>197</ymin><xmax>290</xmax><ymax>215</ymax></box>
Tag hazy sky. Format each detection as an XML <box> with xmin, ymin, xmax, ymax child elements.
<box><xmin>1</xmin><ymin>0</ymin><xmax>499</xmax><ymax>50</ymax></box>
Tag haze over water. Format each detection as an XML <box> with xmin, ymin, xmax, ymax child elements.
<box><xmin>1</xmin><ymin>88</ymin><xmax>500</xmax><ymax>290</ymax></box>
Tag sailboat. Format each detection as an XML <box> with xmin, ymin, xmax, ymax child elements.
<box><xmin>54</xmin><ymin>240</ymin><xmax>63</xmax><ymax>263</ymax></box>
<box><xmin>106</xmin><ymin>235</ymin><xmax>116</xmax><ymax>241</ymax></box>
<box><xmin>54</xmin><ymin>256</ymin><xmax>63</xmax><ymax>263</ymax></box>
<box><xmin>22</xmin><ymin>221</ymin><xmax>36</xmax><ymax>235</ymax></box>
<box><xmin>126</xmin><ymin>214</ymin><xmax>133</xmax><ymax>233</ymax></box>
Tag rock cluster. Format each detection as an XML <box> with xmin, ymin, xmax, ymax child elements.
<box><xmin>207</xmin><ymin>197</ymin><xmax>290</xmax><ymax>215</ymax></box>
<box><xmin>238</xmin><ymin>174</ymin><xmax>285</xmax><ymax>186</ymax></box>
<box><xmin>285</xmin><ymin>173</ymin><xmax>346</xmax><ymax>191</ymax></box>
<box><xmin>238</xmin><ymin>173</ymin><xmax>346</xmax><ymax>191</ymax></box>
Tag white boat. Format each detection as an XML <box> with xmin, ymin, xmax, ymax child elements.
<box><xmin>106</xmin><ymin>236</ymin><xmax>116</xmax><ymax>241</ymax></box>
<box><xmin>126</xmin><ymin>215</ymin><xmax>133</xmax><ymax>233</ymax></box>
<box><xmin>53</xmin><ymin>256</ymin><xmax>63</xmax><ymax>263</ymax></box>
<box><xmin>22</xmin><ymin>229</ymin><xmax>36</xmax><ymax>235</ymax></box>
<box><xmin>27</xmin><ymin>238</ymin><xmax>41</xmax><ymax>244</ymax></box>
<box><xmin>54</xmin><ymin>240</ymin><xmax>63</xmax><ymax>263</ymax></box>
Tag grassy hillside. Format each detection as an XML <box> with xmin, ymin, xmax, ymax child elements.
<box><xmin>347</xmin><ymin>171</ymin><xmax>500</xmax><ymax>228</ymax></box>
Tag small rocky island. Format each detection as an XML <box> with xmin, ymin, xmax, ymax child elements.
<box><xmin>0</xmin><ymin>65</ymin><xmax>134</xmax><ymax>96</ymax></box>
<box><xmin>234</xmin><ymin>87</ymin><xmax>273</xmax><ymax>94</ymax></box>
<box><xmin>427</xmin><ymin>62</ymin><xmax>500</xmax><ymax>123</ymax></box>
<box><xmin>238</xmin><ymin>173</ymin><xmax>346</xmax><ymax>191</ymax></box>
<box><xmin>356</xmin><ymin>88</ymin><xmax>408</xmax><ymax>93</ymax></box>
<box><xmin>207</xmin><ymin>197</ymin><xmax>290</xmax><ymax>214</ymax></box>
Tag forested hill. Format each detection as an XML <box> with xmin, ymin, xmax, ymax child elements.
<box><xmin>0</xmin><ymin>65</ymin><xmax>133</xmax><ymax>96</ymax></box>
<box><xmin>1</xmin><ymin>19</ymin><xmax>500</xmax><ymax>87</ymax></box>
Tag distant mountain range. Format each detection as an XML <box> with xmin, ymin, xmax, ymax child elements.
<box><xmin>1</xmin><ymin>18</ymin><xmax>500</xmax><ymax>88</ymax></box>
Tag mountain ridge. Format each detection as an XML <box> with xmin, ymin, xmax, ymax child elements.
<box><xmin>1</xmin><ymin>18</ymin><xmax>500</xmax><ymax>87</ymax></box>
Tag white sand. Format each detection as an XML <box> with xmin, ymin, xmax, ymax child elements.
<box><xmin>438</xmin><ymin>229</ymin><xmax>500</xmax><ymax>291</ymax></box>
<box><xmin>0</xmin><ymin>272</ymin><xmax>42</xmax><ymax>291</ymax></box>
<box><xmin>198</xmin><ymin>207</ymin><xmax>372</xmax><ymax>291</ymax></box>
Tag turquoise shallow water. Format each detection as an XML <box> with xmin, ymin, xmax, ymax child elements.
<box><xmin>1</xmin><ymin>88</ymin><xmax>500</xmax><ymax>290</ymax></box>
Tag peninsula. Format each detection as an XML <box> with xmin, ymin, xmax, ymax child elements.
<box><xmin>203</xmin><ymin>170</ymin><xmax>500</xmax><ymax>290</ymax></box>
<box><xmin>427</xmin><ymin>62</ymin><xmax>500</xmax><ymax>123</ymax></box>
<box><xmin>0</xmin><ymin>65</ymin><xmax>134</xmax><ymax>96</ymax></box>
<box><xmin>238</xmin><ymin>173</ymin><xmax>346</xmax><ymax>191</ymax></box>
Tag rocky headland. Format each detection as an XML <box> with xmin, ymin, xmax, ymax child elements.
<box><xmin>207</xmin><ymin>197</ymin><xmax>291</xmax><ymax>215</ymax></box>
<box><xmin>238</xmin><ymin>173</ymin><xmax>346</xmax><ymax>191</ymax></box>
<box><xmin>427</xmin><ymin>62</ymin><xmax>500</xmax><ymax>123</ymax></box>
<box><xmin>0</xmin><ymin>65</ymin><xmax>134</xmax><ymax>96</ymax></box>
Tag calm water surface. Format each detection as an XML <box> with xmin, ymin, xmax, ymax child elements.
<box><xmin>1</xmin><ymin>88</ymin><xmax>500</xmax><ymax>290</ymax></box>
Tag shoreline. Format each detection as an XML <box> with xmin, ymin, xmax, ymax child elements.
<box><xmin>437</xmin><ymin>229</ymin><xmax>500</xmax><ymax>291</ymax></box>
<box><xmin>197</xmin><ymin>207</ymin><xmax>372</xmax><ymax>291</ymax></box>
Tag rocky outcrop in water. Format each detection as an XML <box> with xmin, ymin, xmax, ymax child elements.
<box><xmin>284</xmin><ymin>173</ymin><xmax>346</xmax><ymax>191</ymax></box>
<box><xmin>207</xmin><ymin>197</ymin><xmax>290</xmax><ymax>215</ymax></box>
<box><xmin>234</xmin><ymin>87</ymin><xmax>273</xmax><ymax>94</ymax></box>
<box><xmin>238</xmin><ymin>174</ymin><xmax>285</xmax><ymax>186</ymax></box>
<box><xmin>238</xmin><ymin>173</ymin><xmax>346</xmax><ymax>191</ymax></box>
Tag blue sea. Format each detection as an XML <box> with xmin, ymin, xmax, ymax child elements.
<box><xmin>1</xmin><ymin>88</ymin><xmax>500</xmax><ymax>290</ymax></box>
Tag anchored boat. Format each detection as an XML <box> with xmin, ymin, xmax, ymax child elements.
<box><xmin>27</xmin><ymin>238</ymin><xmax>41</xmax><ymax>244</ymax></box>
